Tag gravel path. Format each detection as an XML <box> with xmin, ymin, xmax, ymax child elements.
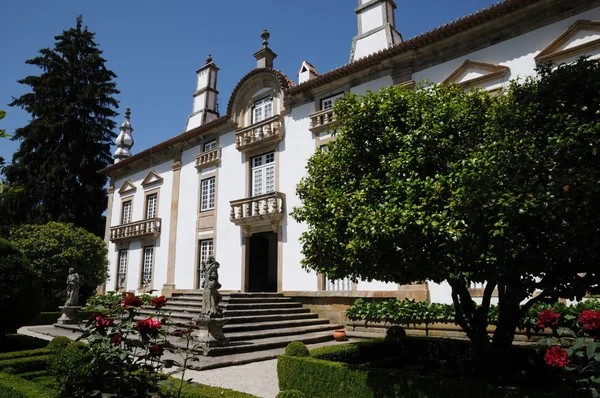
<box><xmin>174</xmin><ymin>359</ymin><xmax>279</xmax><ymax>398</ymax></box>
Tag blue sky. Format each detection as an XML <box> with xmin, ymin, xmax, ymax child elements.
<box><xmin>1</xmin><ymin>0</ymin><xmax>495</xmax><ymax>165</ymax></box>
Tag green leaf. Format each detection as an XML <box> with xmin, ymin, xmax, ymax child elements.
<box><xmin>587</xmin><ymin>342</ymin><xmax>598</xmax><ymax>359</ymax></box>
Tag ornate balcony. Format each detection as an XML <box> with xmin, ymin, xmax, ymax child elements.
<box><xmin>230</xmin><ymin>192</ymin><xmax>285</xmax><ymax>230</ymax></box>
<box><xmin>309</xmin><ymin>108</ymin><xmax>336</xmax><ymax>134</ymax></box>
<box><xmin>235</xmin><ymin>115</ymin><xmax>283</xmax><ymax>153</ymax></box>
<box><xmin>195</xmin><ymin>147</ymin><xmax>220</xmax><ymax>169</ymax></box>
<box><xmin>109</xmin><ymin>218</ymin><xmax>161</xmax><ymax>243</ymax></box>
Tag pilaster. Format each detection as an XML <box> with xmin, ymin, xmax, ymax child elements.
<box><xmin>162</xmin><ymin>157</ymin><xmax>182</xmax><ymax>297</ymax></box>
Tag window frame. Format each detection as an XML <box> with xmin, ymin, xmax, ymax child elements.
<box><xmin>145</xmin><ymin>193</ymin><xmax>158</xmax><ymax>219</ymax></box>
<box><xmin>141</xmin><ymin>245</ymin><xmax>154</xmax><ymax>286</ymax></box>
<box><xmin>252</xmin><ymin>96</ymin><xmax>274</xmax><ymax>124</ymax></box>
<box><xmin>121</xmin><ymin>200</ymin><xmax>133</xmax><ymax>224</ymax></box>
<box><xmin>197</xmin><ymin>239</ymin><xmax>214</xmax><ymax>289</ymax></box>
<box><xmin>251</xmin><ymin>152</ymin><xmax>275</xmax><ymax>197</ymax></box>
<box><xmin>203</xmin><ymin>139</ymin><xmax>217</xmax><ymax>152</ymax></box>
<box><xmin>320</xmin><ymin>93</ymin><xmax>344</xmax><ymax>111</ymax></box>
<box><xmin>117</xmin><ymin>249</ymin><xmax>128</xmax><ymax>289</ymax></box>
<box><xmin>200</xmin><ymin>177</ymin><xmax>216</xmax><ymax>212</ymax></box>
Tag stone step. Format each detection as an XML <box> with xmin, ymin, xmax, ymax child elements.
<box><xmin>224</xmin><ymin>312</ymin><xmax>319</xmax><ymax>325</ymax></box>
<box><xmin>222</xmin><ymin>307</ymin><xmax>309</xmax><ymax>318</ymax></box>
<box><xmin>228</xmin><ymin>292</ymin><xmax>285</xmax><ymax>298</ymax></box>
<box><xmin>224</xmin><ymin>302</ymin><xmax>302</xmax><ymax>310</ymax></box>
<box><xmin>223</xmin><ymin>296</ymin><xmax>294</xmax><ymax>304</ymax></box>
<box><xmin>226</xmin><ymin>323</ymin><xmax>343</xmax><ymax>342</ymax></box>
<box><xmin>169</xmin><ymin>330</ymin><xmax>334</xmax><ymax>356</ymax></box>
<box><xmin>224</xmin><ymin>317</ymin><xmax>331</xmax><ymax>333</ymax></box>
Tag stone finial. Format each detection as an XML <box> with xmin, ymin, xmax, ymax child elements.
<box><xmin>114</xmin><ymin>108</ymin><xmax>134</xmax><ymax>163</ymax></box>
<box><xmin>261</xmin><ymin>29</ymin><xmax>270</xmax><ymax>48</ymax></box>
<box><xmin>206</xmin><ymin>54</ymin><xmax>213</xmax><ymax>64</ymax></box>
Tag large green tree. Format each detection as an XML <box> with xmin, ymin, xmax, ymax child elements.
<box><xmin>4</xmin><ymin>16</ymin><xmax>119</xmax><ymax>237</ymax></box>
<box><xmin>10</xmin><ymin>222</ymin><xmax>109</xmax><ymax>310</ymax></box>
<box><xmin>293</xmin><ymin>59</ymin><xmax>600</xmax><ymax>374</ymax></box>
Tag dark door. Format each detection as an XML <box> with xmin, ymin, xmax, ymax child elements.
<box><xmin>248</xmin><ymin>232</ymin><xmax>277</xmax><ymax>292</ymax></box>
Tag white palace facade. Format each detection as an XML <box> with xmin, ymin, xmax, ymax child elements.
<box><xmin>100</xmin><ymin>0</ymin><xmax>600</xmax><ymax>307</ymax></box>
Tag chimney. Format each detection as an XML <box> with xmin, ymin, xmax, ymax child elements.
<box><xmin>298</xmin><ymin>61</ymin><xmax>318</xmax><ymax>84</ymax></box>
<box><xmin>254</xmin><ymin>30</ymin><xmax>277</xmax><ymax>69</ymax></box>
<box><xmin>185</xmin><ymin>54</ymin><xmax>220</xmax><ymax>132</ymax></box>
<box><xmin>350</xmin><ymin>0</ymin><xmax>402</xmax><ymax>62</ymax></box>
<box><xmin>114</xmin><ymin>108</ymin><xmax>134</xmax><ymax>163</ymax></box>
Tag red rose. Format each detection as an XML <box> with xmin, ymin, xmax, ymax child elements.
<box><xmin>537</xmin><ymin>309</ymin><xmax>561</xmax><ymax>329</ymax></box>
<box><xmin>136</xmin><ymin>317</ymin><xmax>162</xmax><ymax>337</ymax></box>
<box><xmin>149</xmin><ymin>344</ymin><xmax>164</xmax><ymax>357</ymax></box>
<box><xmin>544</xmin><ymin>346</ymin><xmax>570</xmax><ymax>368</ymax></box>
<box><xmin>579</xmin><ymin>310</ymin><xmax>600</xmax><ymax>338</ymax></box>
<box><xmin>111</xmin><ymin>334</ymin><xmax>123</xmax><ymax>345</ymax></box>
<box><xmin>151</xmin><ymin>296</ymin><xmax>168</xmax><ymax>309</ymax></box>
<box><xmin>122</xmin><ymin>293</ymin><xmax>144</xmax><ymax>308</ymax></box>
<box><xmin>93</xmin><ymin>313</ymin><xmax>114</xmax><ymax>328</ymax></box>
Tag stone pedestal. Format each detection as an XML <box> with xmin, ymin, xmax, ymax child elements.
<box><xmin>192</xmin><ymin>315</ymin><xmax>229</xmax><ymax>355</ymax></box>
<box><xmin>57</xmin><ymin>306</ymin><xmax>82</xmax><ymax>325</ymax></box>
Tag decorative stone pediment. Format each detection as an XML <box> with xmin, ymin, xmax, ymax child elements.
<box><xmin>118</xmin><ymin>180</ymin><xmax>137</xmax><ymax>195</ymax></box>
<box><xmin>536</xmin><ymin>20</ymin><xmax>600</xmax><ymax>64</ymax></box>
<box><xmin>141</xmin><ymin>171</ymin><xmax>163</xmax><ymax>188</ymax></box>
<box><xmin>443</xmin><ymin>60</ymin><xmax>509</xmax><ymax>90</ymax></box>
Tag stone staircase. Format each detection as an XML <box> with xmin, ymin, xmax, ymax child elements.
<box><xmin>137</xmin><ymin>292</ymin><xmax>344</xmax><ymax>357</ymax></box>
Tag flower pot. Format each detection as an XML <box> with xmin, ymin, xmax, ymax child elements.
<box><xmin>333</xmin><ymin>329</ymin><xmax>347</xmax><ymax>341</ymax></box>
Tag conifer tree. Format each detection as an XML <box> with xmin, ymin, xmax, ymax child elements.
<box><xmin>4</xmin><ymin>16</ymin><xmax>119</xmax><ymax>237</ymax></box>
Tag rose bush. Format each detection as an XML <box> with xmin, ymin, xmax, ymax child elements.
<box><xmin>50</xmin><ymin>293</ymin><xmax>204</xmax><ymax>397</ymax></box>
<box><xmin>539</xmin><ymin>308</ymin><xmax>600</xmax><ymax>397</ymax></box>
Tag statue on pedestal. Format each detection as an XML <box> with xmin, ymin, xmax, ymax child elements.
<box><xmin>201</xmin><ymin>256</ymin><xmax>222</xmax><ymax>317</ymax></box>
<box><xmin>57</xmin><ymin>268</ymin><xmax>82</xmax><ymax>325</ymax></box>
<box><xmin>65</xmin><ymin>268</ymin><xmax>80</xmax><ymax>306</ymax></box>
<box><xmin>193</xmin><ymin>256</ymin><xmax>229</xmax><ymax>353</ymax></box>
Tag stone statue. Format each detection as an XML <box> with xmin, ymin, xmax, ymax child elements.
<box><xmin>65</xmin><ymin>268</ymin><xmax>80</xmax><ymax>306</ymax></box>
<box><xmin>201</xmin><ymin>256</ymin><xmax>222</xmax><ymax>317</ymax></box>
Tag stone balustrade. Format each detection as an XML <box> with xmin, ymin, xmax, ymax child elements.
<box><xmin>109</xmin><ymin>218</ymin><xmax>161</xmax><ymax>242</ymax></box>
<box><xmin>235</xmin><ymin>115</ymin><xmax>283</xmax><ymax>152</ymax></box>
<box><xmin>195</xmin><ymin>147</ymin><xmax>220</xmax><ymax>169</ymax></box>
<box><xmin>309</xmin><ymin>108</ymin><xmax>336</xmax><ymax>133</ymax></box>
<box><xmin>230</xmin><ymin>192</ymin><xmax>285</xmax><ymax>228</ymax></box>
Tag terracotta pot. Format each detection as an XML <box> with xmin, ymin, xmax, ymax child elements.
<box><xmin>333</xmin><ymin>329</ymin><xmax>347</xmax><ymax>341</ymax></box>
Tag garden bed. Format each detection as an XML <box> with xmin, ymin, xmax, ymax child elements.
<box><xmin>278</xmin><ymin>338</ymin><xmax>576</xmax><ymax>398</ymax></box>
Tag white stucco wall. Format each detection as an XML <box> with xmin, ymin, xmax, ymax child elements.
<box><xmin>107</xmin><ymin>160</ymin><xmax>173</xmax><ymax>293</ymax></box>
<box><xmin>214</xmin><ymin>129</ymin><xmax>245</xmax><ymax>291</ymax></box>
<box><xmin>412</xmin><ymin>7</ymin><xmax>600</xmax><ymax>86</ymax></box>
<box><xmin>172</xmin><ymin>144</ymin><xmax>201</xmax><ymax>290</ymax></box>
<box><xmin>279</xmin><ymin>103</ymin><xmax>319</xmax><ymax>291</ymax></box>
<box><xmin>353</xmin><ymin>29</ymin><xmax>388</xmax><ymax>61</ymax></box>
<box><xmin>360</xmin><ymin>4</ymin><xmax>383</xmax><ymax>34</ymax></box>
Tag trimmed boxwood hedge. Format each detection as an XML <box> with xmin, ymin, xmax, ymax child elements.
<box><xmin>0</xmin><ymin>355</ymin><xmax>51</xmax><ymax>374</ymax></box>
<box><xmin>0</xmin><ymin>372</ymin><xmax>58</xmax><ymax>398</ymax></box>
<box><xmin>160</xmin><ymin>378</ymin><xmax>259</xmax><ymax>397</ymax></box>
<box><xmin>278</xmin><ymin>354</ymin><xmax>571</xmax><ymax>398</ymax></box>
<box><xmin>26</xmin><ymin>312</ymin><xmax>62</xmax><ymax>326</ymax></box>
<box><xmin>0</xmin><ymin>348</ymin><xmax>49</xmax><ymax>361</ymax></box>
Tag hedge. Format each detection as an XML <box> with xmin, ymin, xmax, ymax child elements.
<box><xmin>0</xmin><ymin>348</ymin><xmax>49</xmax><ymax>361</ymax></box>
<box><xmin>160</xmin><ymin>378</ymin><xmax>259</xmax><ymax>397</ymax></box>
<box><xmin>346</xmin><ymin>298</ymin><xmax>600</xmax><ymax>334</ymax></box>
<box><xmin>0</xmin><ymin>372</ymin><xmax>58</xmax><ymax>398</ymax></box>
<box><xmin>277</xmin><ymin>354</ymin><xmax>571</xmax><ymax>398</ymax></box>
<box><xmin>26</xmin><ymin>312</ymin><xmax>62</xmax><ymax>326</ymax></box>
<box><xmin>0</xmin><ymin>356</ymin><xmax>51</xmax><ymax>374</ymax></box>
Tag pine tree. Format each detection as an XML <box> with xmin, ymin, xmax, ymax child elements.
<box><xmin>4</xmin><ymin>16</ymin><xmax>119</xmax><ymax>237</ymax></box>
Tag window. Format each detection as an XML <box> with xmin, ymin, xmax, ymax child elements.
<box><xmin>117</xmin><ymin>250</ymin><xmax>128</xmax><ymax>289</ymax></box>
<box><xmin>121</xmin><ymin>201</ymin><xmax>132</xmax><ymax>224</ymax></box>
<box><xmin>145</xmin><ymin>193</ymin><xmax>157</xmax><ymax>219</ymax></box>
<box><xmin>200</xmin><ymin>177</ymin><xmax>216</xmax><ymax>211</ymax></box>
<box><xmin>252</xmin><ymin>152</ymin><xmax>275</xmax><ymax>197</ymax></box>
<box><xmin>141</xmin><ymin>246</ymin><xmax>154</xmax><ymax>285</ymax></box>
<box><xmin>319</xmin><ymin>144</ymin><xmax>329</xmax><ymax>152</ymax></box>
<box><xmin>197</xmin><ymin>239</ymin><xmax>214</xmax><ymax>288</ymax></box>
<box><xmin>252</xmin><ymin>97</ymin><xmax>273</xmax><ymax>124</ymax></box>
<box><xmin>320</xmin><ymin>93</ymin><xmax>344</xmax><ymax>111</ymax></box>
<box><xmin>204</xmin><ymin>140</ymin><xmax>217</xmax><ymax>152</ymax></box>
